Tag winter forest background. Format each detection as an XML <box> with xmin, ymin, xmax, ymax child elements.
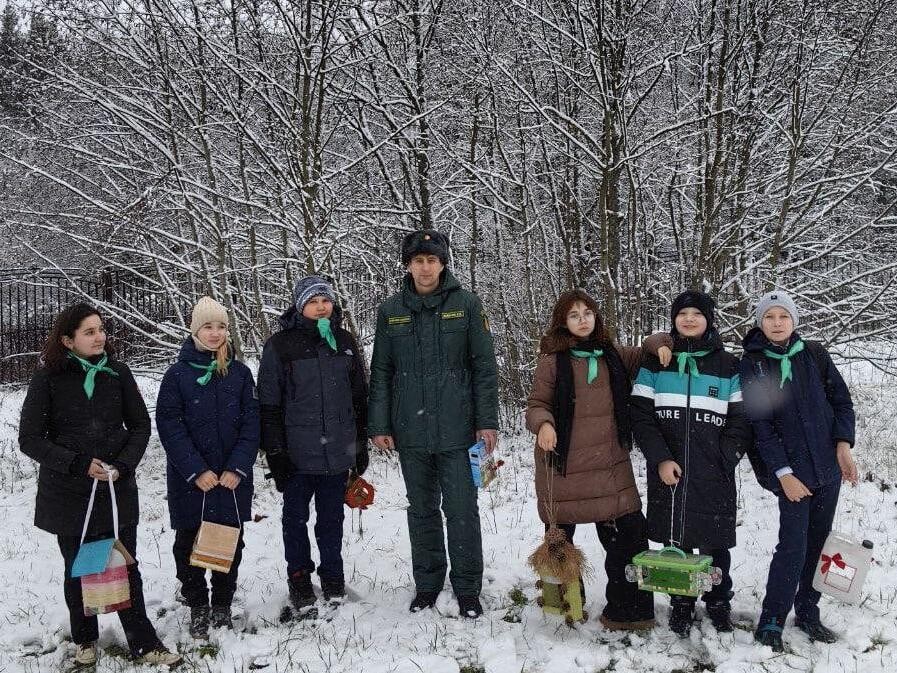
<box><xmin>2</xmin><ymin>3</ymin><xmax>897</xmax><ymax>672</ymax></box>
<box><xmin>2</xmin><ymin>0</ymin><xmax>896</xmax><ymax>406</ymax></box>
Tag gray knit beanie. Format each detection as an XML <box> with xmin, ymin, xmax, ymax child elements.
<box><xmin>293</xmin><ymin>276</ymin><xmax>336</xmax><ymax>312</ymax></box>
<box><xmin>755</xmin><ymin>290</ymin><xmax>799</xmax><ymax>327</ymax></box>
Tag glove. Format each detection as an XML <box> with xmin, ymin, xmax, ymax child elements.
<box><xmin>354</xmin><ymin>438</ymin><xmax>370</xmax><ymax>476</ymax></box>
<box><xmin>264</xmin><ymin>451</ymin><xmax>295</xmax><ymax>493</ymax></box>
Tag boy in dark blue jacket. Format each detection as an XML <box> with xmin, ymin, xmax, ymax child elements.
<box><xmin>156</xmin><ymin>297</ymin><xmax>260</xmax><ymax>639</ymax></box>
<box><xmin>257</xmin><ymin>276</ymin><xmax>369</xmax><ymax>619</ymax></box>
<box><xmin>741</xmin><ymin>291</ymin><xmax>857</xmax><ymax>652</ymax></box>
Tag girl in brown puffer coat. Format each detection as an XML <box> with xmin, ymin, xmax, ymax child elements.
<box><xmin>526</xmin><ymin>289</ymin><xmax>671</xmax><ymax>630</ymax></box>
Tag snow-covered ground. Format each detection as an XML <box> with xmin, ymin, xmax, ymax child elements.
<box><xmin>0</xmin><ymin>362</ymin><xmax>895</xmax><ymax>673</ymax></box>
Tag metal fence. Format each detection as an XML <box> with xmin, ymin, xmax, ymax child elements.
<box><xmin>0</xmin><ymin>268</ymin><xmax>184</xmax><ymax>384</ymax></box>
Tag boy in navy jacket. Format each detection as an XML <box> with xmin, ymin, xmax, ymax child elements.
<box><xmin>741</xmin><ymin>291</ymin><xmax>857</xmax><ymax>652</ymax></box>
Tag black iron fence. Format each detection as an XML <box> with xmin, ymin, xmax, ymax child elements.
<box><xmin>0</xmin><ymin>268</ymin><xmax>185</xmax><ymax>384</ymax></box>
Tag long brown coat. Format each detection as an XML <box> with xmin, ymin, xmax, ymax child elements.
<box><xmin>526</xmin><ymin>345</ymin><xmax>646</xmax><ymax>525</ymax></box>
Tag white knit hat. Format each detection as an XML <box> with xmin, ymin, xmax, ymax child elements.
<box><xmin>190</xmin><ymin>296</ymin><xmax>229</xmax><ymax>335</ymax></box>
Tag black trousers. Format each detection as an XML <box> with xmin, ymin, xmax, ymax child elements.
<box><xmin>173</xmin><ymin>527</ymin><xmax>245</xmax><ymax>608</ymax></box>
<box><xmin>57</xmin><ymin>526</ymin><xmax>162</xmax><ymax>655</ymax></box>
<box><xmin>555</xmin><ymin>510</ymin><xmax>655</xmax><ymax>622</ymax></box>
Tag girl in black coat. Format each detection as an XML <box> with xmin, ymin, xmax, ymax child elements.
<box><xmin>18</xmin><ymin>303</ymin><xmax>181</xmax><ymax>668</ymax></box>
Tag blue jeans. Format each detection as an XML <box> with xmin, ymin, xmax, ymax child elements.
<box><xmin>761</xmin><ymin>479</ymin><xmax>841</xmax><ymax>623</ymax></box>
<box><xmin>282</xmin><ymin>472</ymin><xmax>348</xmax><ymax>580</ymax></box>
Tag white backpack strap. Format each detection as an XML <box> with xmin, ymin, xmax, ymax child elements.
<box><xmin>79</xmin><ymin>478</ymin><xmax>99</xmax><ymax>546</ymax></box>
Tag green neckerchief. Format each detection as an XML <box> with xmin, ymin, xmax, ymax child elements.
<box><xmin>674</xmin><ymin>349</ymin><xmax>712</xmax><ymax>378</ymax></box>
<box><xmin>763</xmin><ymin>339</ymin><xmax>805</xmax><ymax>388</ymax></box>
<box><xmin>570</xmin><ymin>348</ymin><xmax>604</xmax><ymax>384</ymax></box>
<box><xmin>188</xmin><ymin>359</ymin><xmax>231</xmax><ymax>386</ymax></box>
<box><xmin>317</xmin><ymin>317</ymin><xmax>337</xmax><ymax>351</ymax></box>
<box><xmin>68</xmin><ymin>352</ymin><xmax>118</xmax><ymax>399</ymax></box>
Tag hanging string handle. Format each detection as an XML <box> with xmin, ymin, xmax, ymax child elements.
<box><xmin>668</xmin><ymin>483</ymin><xmax>680</xmax><ymax>548</ymax></box>
<box><xmin>79</xmin><ymin>464</ymin><xmax>118</xmax><ymax>546</ymax></box>
<box><xmin>200</xmin><ymin>487</ymin><xmax>242</xmax><ymax>529</ymax></box>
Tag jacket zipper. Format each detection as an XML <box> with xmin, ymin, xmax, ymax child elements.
<box><xmin>318</xmin><ymin>347</ymin><xmax>330</xmax><ymax>472</ymax></box>
<box><xmin>681</xmin><ymin>341</ymin><xmax>692</xmax><ymax>547</ymax></box>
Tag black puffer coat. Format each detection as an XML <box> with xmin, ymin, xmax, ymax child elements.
<box><xmin>19</xmin><ymin>356</ymin><xmax>151</xmax><ymax>536</ymax></box>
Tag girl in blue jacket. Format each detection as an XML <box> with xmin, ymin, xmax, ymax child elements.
<box><xmin>156</xmin><ymin>297</ymin><xmax>260</xmax><ymax>639</ymax></box>
<box><xmin>741</xmin><ymin>291</ymin><xmax>857</xmax><ymax>652</ymax></box>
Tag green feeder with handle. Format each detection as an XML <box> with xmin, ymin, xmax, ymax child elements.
<box><xmin>625</xmin><ymin>546</ymin><xmax>722</xmax><ymax>597</ymax></box>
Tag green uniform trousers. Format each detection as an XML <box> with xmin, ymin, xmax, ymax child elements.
<box><xmin>398</xmin><ymin>446</ymin><xmax>483</xmax><ymax>596</ymax></box>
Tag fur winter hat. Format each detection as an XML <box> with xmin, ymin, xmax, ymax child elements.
<box><xmin>671</xmin><ymin>290</ymin><xmax>715</xmax><ymax>335</ymax></box>
<box><xmin>190</xmin><ymin>296</ymin><xmax>229</xmax><ymax>336</ymax></box>
<box><xmin>293</xmin><ymin>275</ymin><xmax>336</xmax><ymax>312</ymax></box>
<box><xmin>401</xmin><ymin>229</ymin><xmax>449</xmax><ymax>266</ymax></box>
<box><xmin>755</xmin><ymin>290</ymin><xmax>799</xmax><ymax>327</ymax></box>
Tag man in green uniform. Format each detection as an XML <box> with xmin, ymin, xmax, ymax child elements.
<box><xmin>368</xmin><ymin>229</ymin><xmax>499</xmax><ymax>618</ymax></box>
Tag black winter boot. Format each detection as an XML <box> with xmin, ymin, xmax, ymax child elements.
<box><xmin>755</xmin><ymin>616</ymin><xmax>786</xmax><ymax>652</ymax></box>
<box><xmin>210</xmin><ymin>605</ymin><xmax>233</xmax><ymax>630</ymax></box>
<box><xmin>409</xmin><ymin>590</ymin><xmax>440</xmax><ymax>613</ymax></box>
<box><xmin>795</xmin><ymin>618</ymin><xmax>838</xmax><ymax>643</ymax></box>
<box><xmin>288</xmin><ymin>570</ymin><xmax>317</xmax><ymax>609</ymax></box>
<box><xmin>705</xmin><ymin>600</ymin><xmax>734</xmax><ymax>632</ymax></box>
<box><xmin>668</xmin><ymin>598</ymin><xmax>695</xmax><ymax>637</ymax></box>
<box><xmin>189</xmin><ymin>606</ymin><xmax>210</xmax><ymax>639</ymax></box>
<box><xmin>321</xmin><ymin>577</ymin><xmax>346</xmax><ymax>602</ymax></box>
<box><xmin>457</xmin><ymin>595</ymin><xmax>483</xmax><ymax>619</ymax></box>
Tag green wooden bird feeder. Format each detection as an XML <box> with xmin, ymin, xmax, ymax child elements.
<box><xmin>536</xmin><ymin>574</ymin><xmax>587</xmax><ymax>626</ymax></box>
<box><xmin>625</xmin><ymin>546</ymin><xmax>722</xmax><ymax>597</ymax></box>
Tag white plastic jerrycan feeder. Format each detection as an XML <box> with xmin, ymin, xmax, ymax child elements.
<box><xmin>812</xmin><ymin>531</ymin><xmax>873</xmax><ymax>604</ymax></box>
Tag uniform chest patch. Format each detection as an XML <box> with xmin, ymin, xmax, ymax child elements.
<box><xmin>441</xmin><ymin>310</ymin><xmax>465</xmax><ymax>320</ymax></box>
<box><xmin>387</xmin><ymin>315</ymin><xmax>411</xmax><ymax>325</ymax></box>
<box><xmin>708</xmin><ymin>386</ymin><xmax>719</xmax><ymax>399</ymax></box>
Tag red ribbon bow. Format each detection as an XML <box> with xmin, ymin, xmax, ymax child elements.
<box><xmin>820</xmin><ymin>552</ymin><xmax>846</xmax><ymax>574</ymax></box>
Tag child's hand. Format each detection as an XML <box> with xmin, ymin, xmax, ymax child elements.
<box><xmin>372</xmin><ymin>435</ymin><xmax>395</xmax><ymax>453</ymax></box>
<box><xmin>219</xmin><ymin>471</ymin><xmax>242</xmax><ymax>490</ymax></box>
<box><xmin>537</xmin><ymin>423</ymin><xmax>557</xmax><ymax>452</ymax></box>
<box><xmin>658</xmin><ymin>460</ymin><xmax>682</xmax><ymax>485</ymax></box>
<box><xmin>836</xmin><ymin>441</ymin><xmax>858</xmax><ymax>485</ymax></box>
<box><xmin>779</xmin><ymin>474</ymin><xmax>812</xmax><ymax>502</ymax></box>
<box><xmin>195</xmin><ymin>470</ymin><xmax>219</xmax><ymax>492</ymax></box>
<box><xmin>658</xmin><ymin>346</ymin><xmax>673</xmax><ymax>368</ymax></box>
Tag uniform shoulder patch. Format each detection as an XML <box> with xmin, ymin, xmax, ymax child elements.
<box><xmin>441</xmin><ymin>310</ymin><xmax>465</xmax><ymax>320</ymax></box>
<box><xmin>387</xmin><ymin>315</ymin><xmax>412</xmax><ymax>325</ymax></box>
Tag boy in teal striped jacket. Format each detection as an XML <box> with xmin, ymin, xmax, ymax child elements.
<box><xmin>631</xmin><ymin>291</ymin><xmax>751</xmax><ymax>637</ymax></box>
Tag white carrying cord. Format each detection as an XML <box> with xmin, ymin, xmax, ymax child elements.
<box><xmin>196</xmin><ymin>488</ymin><xmax>242</xmax><ymax>544</ymax></box>
<box><xmin>668</xmin><ymin>483</ymin><xmax>681</xmax><ymax>547</ymax></box>
<box><xmin>79</xmin><ymin>465</ymin><xmax>118</xmax><ymax>546</ymax></box>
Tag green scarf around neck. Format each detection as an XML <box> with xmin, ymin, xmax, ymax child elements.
<box><xmin>570</xmin><ymin>348</ymin><xmax>604</xmax><ymax>384</ymax></box>
<box><xmin>674</xmin><ymin>349</ymin><xmax>712</xmax><ymax>378</ymax></box>
<box><xmin>763</xmin><ymin>339</ymin><xmax>805</xmax><ymax>388</ymax></box>
<box><xmin>189</xmin><ymin>359</ymin><xmax>231</xmax><ymax>386</ymax></box>
<box><xmin>317</xmin><ymin>317</ymin><xmax>337</xmax><ymax>351</ymax></box>
<box><xmin>68</xmin><ymin>352</ymin><xmax>118</xmax><ymax>399</ymax></box>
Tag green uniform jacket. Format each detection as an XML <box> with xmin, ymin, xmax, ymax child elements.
<box><xmin>368</xmin><ymin>270</ymin><xmax>499</xmax><ymax>450</ymax></box>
